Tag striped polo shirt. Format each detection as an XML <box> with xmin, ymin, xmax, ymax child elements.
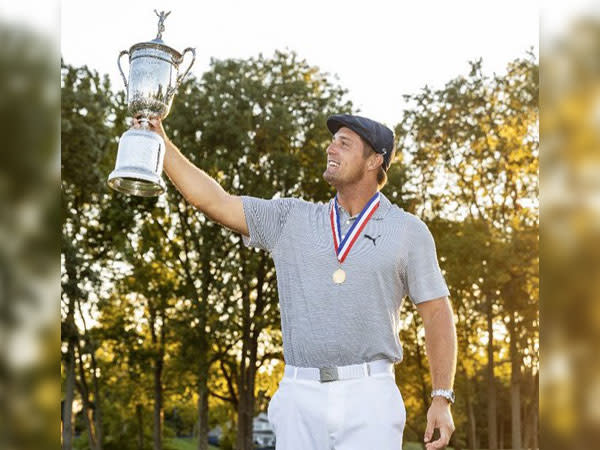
<box><xmin>241</xmin><ymin>193</ymin><xmax>450</xmax><ymax>368</ymax></box>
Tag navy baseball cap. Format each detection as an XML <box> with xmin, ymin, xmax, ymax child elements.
<box><xmin>327</xmin><ymin>114</ymin><xmax>394</xmax><ymax>171</ymax></box>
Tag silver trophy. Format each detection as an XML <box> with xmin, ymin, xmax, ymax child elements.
<box><xmin>108</xmin><ymin>10</ymin><xmax>195</xmax><ymax>197</ymax></box>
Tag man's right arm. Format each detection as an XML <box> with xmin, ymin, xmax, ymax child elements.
<box><xmin>137</xmin><ymin>117</ymin><xmax>249</xmax><ymax>236</ymax></box>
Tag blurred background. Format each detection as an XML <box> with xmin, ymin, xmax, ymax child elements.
<box><xmin>0</xmin><ymin>0</ymin><xmax>60</xmax><ymax>448</ymax></box>
<box><xmin>540</xmin><ymin>2</ymin><xmax>600</xmax><ymax>450</ymax></box>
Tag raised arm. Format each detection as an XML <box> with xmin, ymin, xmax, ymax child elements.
<box><xmin>135</xmin><ymin>117</ymin><xmax>249</xmax><ymax>236</ymax></box>
<box><xmin>416</xmin><ymin>296</ymin><xmax>457</xmax><ymax>449</ymax></box>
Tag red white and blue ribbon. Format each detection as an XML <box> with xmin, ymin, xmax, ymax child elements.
<box><xmin>330</xmin><ymin>192</ymin><xmax>380</xmax><ymax>263</ymax></box>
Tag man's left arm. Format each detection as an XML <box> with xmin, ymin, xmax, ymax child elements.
<box><xmin>416</xmin><ymin>296</ymin><xmax>457</xmax><ymax>450</ymax></box>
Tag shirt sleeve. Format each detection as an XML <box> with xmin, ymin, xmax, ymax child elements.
<box><xmin>405</xmin><ymin>217</ymin><xmax>450</xmax><ymax>304</ymax></box>
<box><xmin>240</xmin><ymin>196</ymin><xmax>298</xmax><ymax>252</ymax></box>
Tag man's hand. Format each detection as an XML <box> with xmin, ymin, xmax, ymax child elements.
<box><xmin>133</xmin><ymin>115</ymin><xmax>168</xmax><ymax>141</ymax></box>
<box><xmin>424</xmin><ymin>397</ymin><xmax>455</xmax><ymax>449</ymax></box>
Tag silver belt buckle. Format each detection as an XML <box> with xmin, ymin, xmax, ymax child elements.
<box><xmin>319</xmin><ymin>367</ymin><xmax>339</xmax><ymax>382</ymax></box>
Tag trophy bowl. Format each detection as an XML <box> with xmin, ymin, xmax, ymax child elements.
<box><xmin>108</xmin><ymin>10</ymin><xmax>195</xmax><ymax>197</ymax></box>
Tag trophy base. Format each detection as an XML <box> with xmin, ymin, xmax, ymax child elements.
<box><xmin>108</xmin><ymin>128</ymin><xmax>167</xmax><ymax>197</ymax></box>
<box><xmin>108</xmin><ymin>170</ymin><xmax>167</xmax><ymax>197</ymax></box>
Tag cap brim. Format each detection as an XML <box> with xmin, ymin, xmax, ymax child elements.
<box><xmin>326</xmin><ymin>116</ymin><xmax>380</xmax><ymax>153</ymax></box>
<box><xmin>326</xmin><ymin>117</ymin><xmax>346</xmax><ymax>136</ymax></box>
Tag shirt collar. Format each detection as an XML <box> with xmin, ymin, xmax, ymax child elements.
<box><xmin>329</xmin><ymin>192</ymin><xmax>392</xmax><ymax>221</ymax></box>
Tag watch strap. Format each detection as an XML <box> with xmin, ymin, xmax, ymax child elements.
<box><xmin>431</xmin><ymin>388</ymin><xmax>455</xmax><ymax>404</ymax></box>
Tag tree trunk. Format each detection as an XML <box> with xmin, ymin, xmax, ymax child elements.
<box><xmin>486</xmin><ymin>298</ymin><xmax>498</xmax><ymax>450</ymax></box>
<box><xmin>532</xmin><ymin>371</ymin><xmax>539</xmax><ymax>449</ymax></box>
<box><xmin>196</xmin><ymin>376</ymin><xmax>209</xmax><ymax>450</ymax></box>
<box><xmin>85</xmin><ymin>408</ymin><xmax>97</xmax><ymax>450</ymax></box>
<box><xmin>236</xmin><ymin>388</ymin><xmax>248</xmax><ymax>450</ymax></box>
<box><xmin>75</xmin><ymin>297</ymin><xmax>104</xmax><ymax>450</ymax></box>
<box><xmin>62</xmin><ymin>317</ymin><xmax>76</xmax><ymax>450</ymax></box>
<box><xmin>75</xmin><ymin>344</ymin><xmax>97</xmax><ymax>450</ymax></box>
<box><xmin>522</xmin><ymin>371</ymin><xmax>534</xmax><ymax>449</ymax></box>
<box><xmin>136</xmin><ymin>403</ymin><xmax>144</xmax><ymax>450</ymax></box>
<box><xmin>154</xmin><ymin>341</ymin><xmax>166</xmax><ymax>450</ymax></box>
<box><xmin>235</xmin><ymin>252</ymin><xmax>273</xmax><ymax>450</ymax></box>
<box><xmin>523</xmin><ymin>406</ymin><xmax>531</xmax><ymax>449</ymax></box>
<box><xmin>236</xmin><ymin>259</ymin><xmax>259</xmax><ymax>450</ymax></box>
<box><xmin>510</xmin><ymin>311</ymin><xmax>522</xmax><ymax>450</ymax></box>
<box><xmin>90</xmin><ymin>350</ymin><xmax>104</xmax><ymax>450</ymax></box>
<box><xmin>92</xmin><ymin>389</ymin><xmax>103</xmax><ymax>449</ymax></box>
<box><xmin>236</xmin><ymin>332</ymin><xmax>258</xmax><ymax>450</ymax></box>
<box><xmin>466</xmin><ymin>385</ymin><xmax>477</xmax><ymax>450</ymax></box>
<box><xmin>149</xmin><ymin>306</ymin><xmax>164</xmax><ymax>450</ymax></box>
<box><xmin>458</xmin><ymin>361</ymin><xmax>476</xmax><ymax>450</ymax></box>
<box><xmin>521</xmin><ymin>366</ymin><xmax>539</xmax><ymax>450</ymax></box>
<box><xmin>236</xmin><ymin>360</ymin><xmax>258</xmax><ymax>450</ymax></box>
<box><xmin>153</xmin><ymin>356</ymin><xmax>164</xmax><ymax>450</ymax></box>
<box><xmin>531</xmin><ymin>398</ymin><xmax>538</xmax><ymax>450</ymax></box>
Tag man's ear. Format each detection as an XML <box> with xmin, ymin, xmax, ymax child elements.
<box><xmin>368</xmin><ymin>153</ymin><xmax>384</xmax><ymax>171</ymax></box>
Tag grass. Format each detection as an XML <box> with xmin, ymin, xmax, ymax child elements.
<box><xmin>404</xmin><ymin>443</ymin><xmax>423</xmax><ymax>450</ymax></box>
<box><xmin>168</xmin><ymin>438</ymin><xmax>449</xmax><ymax>450</ymax></box>
<box><xmin>167</xmin><ymin>438</ymin><xmax>219</xmax><ymax>450</ymax></box>
<box><xmin>404</xmin><ymin>443</ymin><xmax>454</xmax><ymax>450</ymax></box>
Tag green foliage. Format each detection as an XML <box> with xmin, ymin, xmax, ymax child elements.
<box><xmin>164</xmin><ymin>438</ymin><xmax>218</xmax><ymax>450</ymax></box>
<box><xmin>169</xmin><ymin>50</ymin><xmax>352</xmax><ymax>201</ymax></box>
<box><xmin>392</xmin><ymin>53</ymin><xmax>538</xmax><ymax>448</ymax></box>
<box><xmin>396</xmin><ymin>53</ymin><xmax>538</xmax><ymax>227</ymax></box>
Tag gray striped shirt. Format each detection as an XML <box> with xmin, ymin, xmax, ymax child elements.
<box><xmin>241</xmin><ymin>193</ymin><xmax>450</xmax><ymax>368</ymax></box>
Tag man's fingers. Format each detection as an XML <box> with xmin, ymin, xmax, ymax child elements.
<box><xmin>424</xmin><ymin>419</ymin><xmax>435</xmax><ymax>443</ymax></box>
<box><xmin>439</xmin><ymin>428</ymin><xmax>451</xmax><ymax>447</ymax></box>
<box><xmin>132</xmin><ymin>115</ymin><xmax>145</xmax><ymax>129</ymax></box>
<box><xmin>425</xmin><ymin>437</ymin><xmax>446</xmax><ymax>449</ymax></box>
<box><xmin>425</xmin><ymin>428</ymin><xmax>450</xmax><ymax>449</ymax></box>
<box><xmin>149</xmin><ymin>119</ymin><xmax>165</xmax><ymax>135</ymax></box>
<box><xmin>131</xmin><ymin>116</ymin><xmax>163</xmax><ymax>133</ymax></box>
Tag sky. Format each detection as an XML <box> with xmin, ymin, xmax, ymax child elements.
<box><xmin>60</xmin><ymin>0</ymin><xmax>539</xmax><ymax>128</ymax></box>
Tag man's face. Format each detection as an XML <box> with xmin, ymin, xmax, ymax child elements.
<box><xmin>323</xmin><ymin>127</ymin><xmax>370</xmax><ymax>188</ymax></box>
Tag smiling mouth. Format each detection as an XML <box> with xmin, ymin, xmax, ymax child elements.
<box><xmin>327</xmin><ymin>160</ymin><xmax>340</xmax><ymax>168</ymax></box>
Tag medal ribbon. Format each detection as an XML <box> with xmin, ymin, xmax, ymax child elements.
<box><xmin>330</xmin><ymin>192</ymin><xmax>380</xmax><ymax>264</ymax></box>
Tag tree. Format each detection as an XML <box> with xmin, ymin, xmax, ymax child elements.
<box><xmin>61</xmin><ymin>62</ymin><xmax>117</xmax><ymax>450</ymax></box>
<box><xmin>396</xmin><ymin>53</ymin><xmax>538</xmax><ymax>449</ymax></box>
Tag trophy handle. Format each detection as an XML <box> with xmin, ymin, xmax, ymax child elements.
<box><xmin>175</xmin><ymin>47</ymin><xmax>196</xmax><ymax>88</ymax></box>
<box><xmin>117</xmin><ymin>50</ymin><xmax>130</xmax><ymax>93</ymax></box>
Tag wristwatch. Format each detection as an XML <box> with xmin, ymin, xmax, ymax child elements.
<box><xmin>431</xmin><ymin>389</ymin><xmax>455</xmax><ymax>404</ymax></box>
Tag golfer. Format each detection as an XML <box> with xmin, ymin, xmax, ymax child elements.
<box><xmin>134</xmin><ymin>113</ymin><xmax>457</xmax><ymax>449</ymax></box>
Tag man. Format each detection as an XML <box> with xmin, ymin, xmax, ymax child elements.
<box><xmin>134</xmin><ymin>113</ymin><xmax>456</xmax><ymax>449</ymax></box>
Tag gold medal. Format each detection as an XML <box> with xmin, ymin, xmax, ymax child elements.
<box><xmin>329</xmin><ymin>192</ymin><xmax>380</xmax><ymax>286</ymax></box>
<box><xmin>332</xmin><ymin>268</ymin><xmax>346</xmax><ymax>284</ymax></box>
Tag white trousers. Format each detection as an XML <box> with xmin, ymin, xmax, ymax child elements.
<box><xmin>267</xmin><ymin>363</ymin><xmax>406</xmax><ymax>449</ymax></box>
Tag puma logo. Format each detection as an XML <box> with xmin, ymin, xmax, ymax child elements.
<box><xmin>364</xmin><ymin>234</ymin><xmax>381</xmax><ymax>246</ymax></box>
